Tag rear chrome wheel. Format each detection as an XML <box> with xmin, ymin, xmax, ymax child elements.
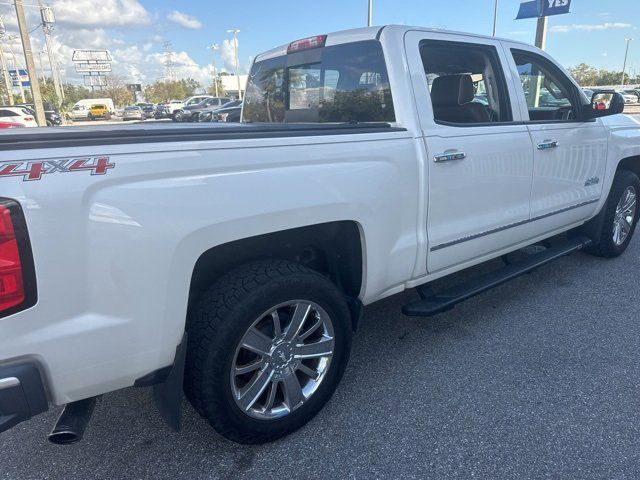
<box><xmin>184</xmin><ymin>260</ymin><xmax>352</xmax><ymax>444</ymax></box>
<box><xmin>613</xmin><ymin>186</ymin><xmax>637</xmax><ymax>246</ymax></box>
<box><xmin>231</xmin><ymin>301</ymin><xmax>335</xmax><ymax>420</ymax></box>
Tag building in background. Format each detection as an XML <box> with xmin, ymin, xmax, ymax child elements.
<box><xmin>220</xmin><ymin>74</ymin><xmax>247</xmax><ymax>99</ymax></box>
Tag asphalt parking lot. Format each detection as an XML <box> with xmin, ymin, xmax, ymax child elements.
<box><xmin>1</xmin><ymin>231</ymin><xmax>640</xmax><ymax>480</ymax></box>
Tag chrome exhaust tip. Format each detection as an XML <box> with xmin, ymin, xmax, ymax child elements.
<box><xmin>48</xmin><ymin>397</ymin><xmax>97</xmax><ymax>445</ymax></box>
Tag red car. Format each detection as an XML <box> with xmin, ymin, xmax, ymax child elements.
<box><xmin>0</xmin><ymin>121</ymin><xmax>25</xmax><ymax>129</ymax></box>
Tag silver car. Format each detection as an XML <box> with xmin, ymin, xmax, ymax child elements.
<box><xmin>122</xmin><ymin>106</ymin><xmax>144</xmax><ymax>121</ymax></box>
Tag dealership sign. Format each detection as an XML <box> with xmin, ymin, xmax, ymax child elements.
<box><xmin>9</xmin><ymin>69</ymin><xmax>29</xmax><ymax>87</ymax></box>
<box><xmin>75</xmin><ymin>63</ymin><xmax>112</xmax><ymax>73</ymax></box>
<box><xmin>516</xmin><ymin>0</ymin><xmax>571</xmax><ymax>19</ymax></box>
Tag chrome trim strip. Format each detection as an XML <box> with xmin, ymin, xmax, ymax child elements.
<box><xmin>0</xmin><ymin>377</ymin><xmax>20</xmax><ymax>390</ymax></box>
<box><xmin>430</xmin><ymin>199</ymin><xmax>599</xmax><ymax>252</ymax></box>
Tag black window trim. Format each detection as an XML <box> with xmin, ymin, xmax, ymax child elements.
<box><xmin>510</xmin><ymin>48</ymin><xmax>594</xmax><ymax>124</ymax></box>
<box><xmin>420</xmin><ymin>39</ymin><xmax>515</xmax><ymax>128</ymax></box>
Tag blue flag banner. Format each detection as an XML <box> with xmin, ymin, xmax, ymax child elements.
<box><xmin>516</xmin><ymin>0</ymin><xmax>571</xmax><ymax>20</ymax></box>
<box><xmin>516</xmin><ymin>0</ymin><xmax>542</xmax><ymax>19</ymax></box>
<box><xmin>543</xmin><ymin>0</ymin><xmax>571</xmax><ymax>17</ymax></box>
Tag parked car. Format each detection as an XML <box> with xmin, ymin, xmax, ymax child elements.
<box><xmin>198</xmin><ymin>100</ymin><xmax>242</xmax><ymax>122</ymax></box>
<box><xmin>616</xmin><ymin>91</ymin><xmax>637</xmax><ymax>104</ymax></box>
<box><xmin>141</xmin><ymin>105</ymin><xmax>155</xmax><ymax>119</ymax></box>
<box><xmin>0</xmin><ymin>120</ymin><xmax>24</xmax><ymax>128</ymax></box>
<box><xmin>73</xmin><ymin>98</ymin><xmax>115</xmax><ymax>114</ymax></box>
<box><xmin>88</xmin><ymin>104</ymin><xmax>111</xmax><ymax>120</ymax></box>
<box><xmin>18</xmin><ymin>102</ymin><xmax>63</xmax><ymax>126</ymax></box>
<box><xmin>0</xmin><ymin>106</ymin><xmax>38</xmax><ymax>127</ymax></box>
<box><xmin>154</xmin><ymin>104</ymin><xmax>171</xmax><ymax>119</ymax></box>
<box><xmin>0</xmin><ymin>26</ymin><xmax>637</xmax><ymax>448</ymax></box>
<box><xmin>623</xmin><ymin>89</ymin><xmax>640</xmax><ymax>102</ymax></box>
<box><xmin>165</xmin><ymin>99</ymin><xmax>186</xmax><ymax>116</ymax></box>
<box><xmin>166</xmin><ymin>96</ymin><xmax>214</xmax><ymax>118</ymax></box>
<box><xmin>174</xmin><ymin>97</ymin><xmax>231</xmax><ymax>122</ymax></box>
<box><xmin>122</xmin><ymin>105</ymin><xmax>144</xmax><ymax>121</ymax></box>
<box><xmin>214</xmin><ymin>103</ymin><xmax>242</xmax><ymax>123</ymax></box>
<box><xmin>70</xmin><ymin>104</ymin><xmax>90</xmax><ymax>121</ymax></box>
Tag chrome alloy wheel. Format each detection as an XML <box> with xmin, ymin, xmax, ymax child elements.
<box><xmin>230</xmin><ymin>300</ymin><xmax>335</xmax><ymax>420</ymax></box>
<box><xmin>613</xmin><ymin>186</ymin><xmax>637</xmax><ymax>246</ymax></box>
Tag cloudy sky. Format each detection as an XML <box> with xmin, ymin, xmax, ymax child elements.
<box><xmin>0</xmin><ymin>0</ymin><xmax>638</xmax><ymax>90</ymax></box>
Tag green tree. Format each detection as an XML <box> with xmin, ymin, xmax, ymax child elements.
<box><xmin>102</xmin><ymin>75</ymin><xmax>134</xmax><ymax>108</ymax></box>
<box><xmin>206</xmin><ymin>78</ymin><xmax>226</xmax><ymax>97</ymax></box>
<box><xmin>144</xmin><ymin>78</ymin><xmax>202</xmax><ymax>104</ymax></box>
<box><xmin>568</xmin><ymin>63</ymin><xmax>640</xmax><ymax>87</ymax></box>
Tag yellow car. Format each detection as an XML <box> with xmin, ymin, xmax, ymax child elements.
<box><xmin>88</xmin><ymin>104</ymin><xmax>111</xmax><ymax>120</ymax></box>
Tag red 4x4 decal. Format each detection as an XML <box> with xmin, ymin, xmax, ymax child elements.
<box><xmin>0</xmin><ymin>157</ymin><xmax>114</xmax><ymax>181</ymax></box>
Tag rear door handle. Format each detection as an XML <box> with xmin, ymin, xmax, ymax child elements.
<box><xmin>537</xmin><ymin>140</ymin><xmax>559</xmax><ymax>150</ymax></box>
<box><xmin>434</xmin><ymin>150</ymin><xmax>466</xmax><ymax>163</ymax></box>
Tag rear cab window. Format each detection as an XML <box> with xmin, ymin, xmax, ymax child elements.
<box><xmin>243</xmin><ymin>40</ymin><xmax>395</xmax><ymax>123</ymax></box>
<box><xmin>419</xmin><ymin>40</ymin><xmax>513</xmax><ymax>125</ymax></box>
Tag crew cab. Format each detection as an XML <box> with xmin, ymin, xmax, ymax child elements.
<box><xmin>1</xmin><ymin>25</ymin><xmax>639</xmax><ymax>446</ymax></box>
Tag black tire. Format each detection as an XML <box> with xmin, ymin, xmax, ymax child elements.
<box><xmin>585</xmin><ymin>169</ymin><xmax>640</xmax><ymax>257</ymax></box>
<box><xmin>184</xmin><ymin>259</ymin><xmax>352</xmax><ymax>444</ymax></box>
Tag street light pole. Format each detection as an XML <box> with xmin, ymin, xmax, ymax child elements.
<box><xmin>0</xmin><ymin>16</ymin><xmax>14</xmax><ymax>105</ymax></box>
<box><xmin>227</xmin><ymin>29</ymin><xmax>242</xmax><ymax>100</ymax></box>
<box><xmin>492</xmin><ymin>0</ymin><xmax>499</xmax><ymax>36</ymax></box>
<box><xmin>208</xmin><ymin>43</ymin><xmax>219</xmax><ymax>97</ymax></box>
<box><xmin>39</xmin><ymin>1</ymin><xmax>64</xmax><ymax>102</ymax></box>
<box><xmin>621</xmin><ymin>38</ymin><xmax>633</xmax><ymax>87</ymax></box>
<box><xmin>7</xmin><ymin>41</ymin><xmax>25</xmax><ymax>103</ymax></box>
<box><xmin>14</xmin><ymin>0</ymin><xmax>46</xmax><ymax>125</ymax></box>
<box><xmin>368</xmin><ymin>0</ymin><xmax>373</xmax><ymax>27</ymax></box>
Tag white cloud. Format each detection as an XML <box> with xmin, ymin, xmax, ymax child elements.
<box><xmin>167</xmin><ymin>11</ymin><xmax>202</xmax><ymax>30</ymax></box>
<box><xmin>0</xmin><ymin>1</ymin><xmax>253</xmax><ymax>91</ymax></box>
<box><xmin>550</xmin><ymin>22</ymin><xmax>632</xmax><ymax>33</ymax></box>
<box><xmin>51</xmin><ymin>0</ymin><xmax>150</xmax><ymax>28</ymax></box>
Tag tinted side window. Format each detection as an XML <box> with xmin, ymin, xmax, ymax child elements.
<box><xmin>0</xmin><ymin>110</ymin><xmax>17</xmax><ymax>117</ymax></box>
<box><xmin>511</xmin><ymin>49</ymin><xmax>579</xmax><ymax>122</ymax></box>
<box><xmin>420</xmin><ymin>40</ymin><xmax>512</xmax><ymax>125</ymax></box>
<box><xmin>243</xmin><ymin>40</ymin><xmax>395</xmax><ymax>123</ymax></box>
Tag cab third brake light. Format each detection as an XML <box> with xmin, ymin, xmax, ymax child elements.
<box><xmin>287</xmin><ymin>35</ymin><xmax>327</xmax><ymax>54</ymax></box>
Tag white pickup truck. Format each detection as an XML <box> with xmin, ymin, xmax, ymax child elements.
<box><xmin>1</xmin><ymin>25</ymin><xmax>639</xmax><ymax>445</ymax></box>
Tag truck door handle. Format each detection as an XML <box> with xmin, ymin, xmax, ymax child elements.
<box><xmin>434</xmin><ymin>150</ymin><xmax>466</xmax><ymax>163</ymax></box>
<box><xmin>537</xmin><ymin>140</ymin><xmax>559</xmax><ymax>150</ymax></box>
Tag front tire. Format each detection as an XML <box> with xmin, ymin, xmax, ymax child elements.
<box><xmin>586</xmin><ymin>170</ymin><xmax>640</xmax><ymax>257</ymax></box>
<box><xmin>184</xmin><ymin>260</ymin><xmax>352</xmax><ymax>444</ymax></box>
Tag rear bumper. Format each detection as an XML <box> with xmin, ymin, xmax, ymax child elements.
<box><xmin>0</xmin><ymin>360</ymin><xmax>48</xmax><ymax>434</ymax></box>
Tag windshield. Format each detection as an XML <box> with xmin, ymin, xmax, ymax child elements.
<box><xmin>243</xmin><ymin>40</ymin><xmax>394</xmax><ymax>123</ymax></box>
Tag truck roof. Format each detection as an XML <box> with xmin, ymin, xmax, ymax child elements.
<box><xmin>254</xmin><ymin>24</ymin><xmax>532</xmax><ymax>62</ymax></box>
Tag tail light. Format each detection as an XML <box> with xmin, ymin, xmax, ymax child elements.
<box><xmin>24</xmin><ymin>117</ymin><xmax>34</xmax><ymax>122</ymax></box>
<box><xmin>0</xmin><ymin>199</ymin><xmax>36</xmax><ymax>317</ymax></box>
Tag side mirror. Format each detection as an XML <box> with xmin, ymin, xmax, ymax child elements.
<box><xmin>585</xmin><ymin>91</ymin><xmax>625</xmax><ymax>118</ymax></box>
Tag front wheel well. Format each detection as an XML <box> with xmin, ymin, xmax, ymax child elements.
<box><xmin>188</xmin><ymin>221</ymin><xmax>363</xmax><ymax>321</ymax></box>
<box><xmin>618</xmin><ymin>155</ymin><xmax>640</xmax><ymax>179</ymax></box>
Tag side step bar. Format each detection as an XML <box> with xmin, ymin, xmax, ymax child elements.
<box><xmin>402</xmin><ymin>236</ymin><xmax>592</xmax><ymax>317</ymax></box>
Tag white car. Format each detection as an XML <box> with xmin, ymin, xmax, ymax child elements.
<box><xmin>617</xmin><ymin>91</ymin><xmax>638</xmax><ymax>104</ymax></box>
<box><xmin>0</xmin><ymin>25</ymin><xmax>638</xmax><ymax>447</ymax></box>
<box><xmin>70</xmin><ymin>104</ymin><xmax>89</xmax><ymax>121</ymax></box>
<box><xmin>0</xmin><ymin>106</ymin><xmax>38</xmax><ymax>127</ymax></box>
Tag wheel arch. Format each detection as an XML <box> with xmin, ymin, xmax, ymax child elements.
<box><xmin>187</xmin><ymin>221</ymin><xmax>364</xmax><ymax>328</ymax></box>
<box><xmin>617</xmin><ymin>154</ymin><xmax>640</xmax><ymax>179</ymax></box>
